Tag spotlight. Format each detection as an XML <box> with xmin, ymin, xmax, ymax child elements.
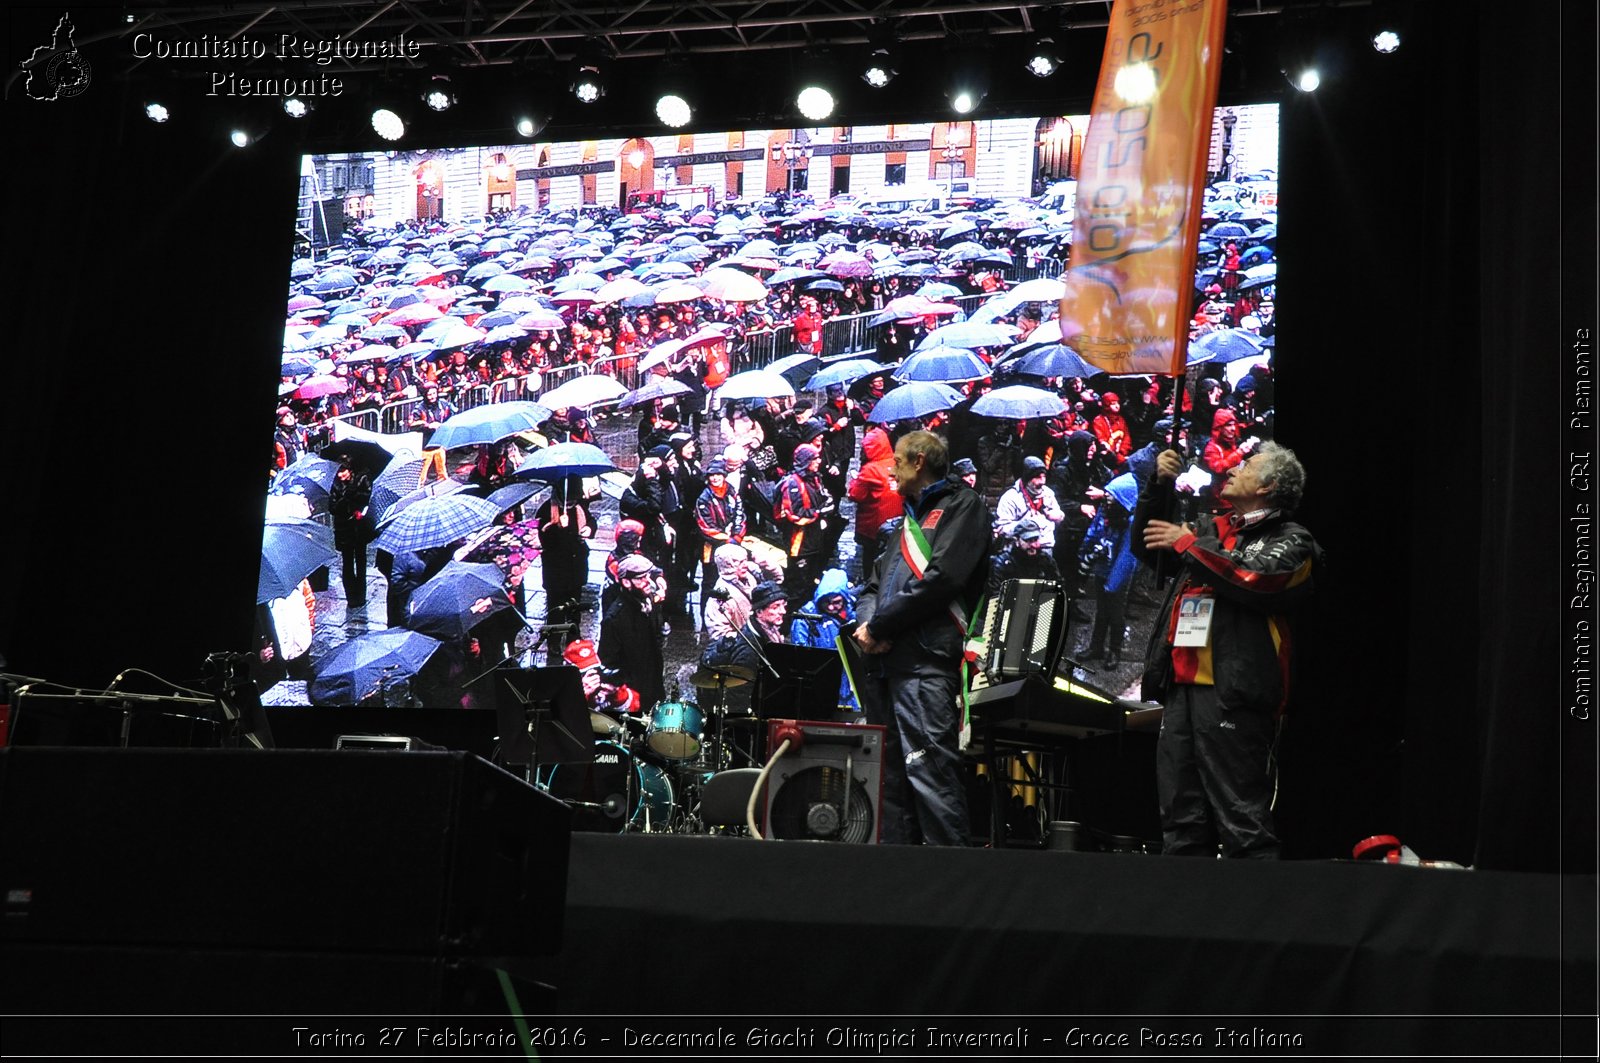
<box><xmin>422</xmin><ymin>75</ymin><xmax>456</xmax><ymax>112</ymax></box>
<box><xmin>1114</xmin><ymin>62</ymin><xmax>1159</xmax><ymax>103</ymax></box>
<box><xmin>514</xmin><ymin>105</ymin><xmax>553</xmax><ymax>138</ymax></box>
<box><xmin>571</xmin><ymin>40</ymin><xmax>610</xmax><ymax>103</ymax></box>
<box><xmin>144</xmin><ymin>101</ymin><xmax>170</xmax><ymax>123</ymax></box>
<box><xmin>371</xmin><ymin>107</ymin><xmax>406</xmax><ymax>140</ymax></box>
<box><xmin>1292</xmin><ymin>67</ymin><xmax>1320</xmax><ymax>92</ymax></box>
<box><xmin>943</xmin><ymin>40</ymin><xmax>990</xmax><ymax>115</ymax></box>
<box><xmin>861</xmin><ymin>23</ymin><xmax>899</xmax><ymax>87</ymax></box>
<box><xmin>796</xmin><ymin>85</ymin><xmax>834</xmax><ymax>122</ymax></box>
<box><xmin>1025</xmin><ymin>15</ymin><xmax>1062</xmax><ymax>79</ymax></box>
<box><xmin>1370</xmin><ymin>0</ymin><xmax>1410</xmax><ymax>54</ymax></box>
<box><xmin>656</xmin><ymin>93</ymin><xmax>692</xmax><ymax>127</ymax></box>
<box><xmin>282</xmin><ymin>96</ymin><xmax>312</xmax><ymax>119</ymax></box>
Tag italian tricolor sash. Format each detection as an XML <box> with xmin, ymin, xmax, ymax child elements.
<box><xmin>901</xmin><ymin>511</ymin><xmax>986</xmax><ymax>750</ymax></box>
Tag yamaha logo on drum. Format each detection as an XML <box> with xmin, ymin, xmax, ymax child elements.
<box><xmin>596</xmin><ymin>753</ymin><xmax>620</xmax><ymax>764</ymax></box>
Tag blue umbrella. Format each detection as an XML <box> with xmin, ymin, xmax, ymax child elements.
<box><xmin>915</xmin><ymin>282</ymin><xmax>964</xmax><ymax>300</ymax></box>
<box><xmin>405</xmin><ymin>561</ymin><xmax>516</xmax><ymax>639</ymax></box>
<box><xmin>552</xmin><ymin>273</ymin><xmax>605</xmax><ymax>292</ymax></box>
<box><xmin>1002</xmin><ymin>344</ymin><xmax>1101</xmax><ymax>380</ymax></box>
<box><xmin>618</xmin><ymin>376</ymin><xmax>694</xmax><ymax>409</ymax></box>
<box><xmin>865</xmin><ymin>381</ymin><xmax>964</xmax><ymax>424</ymax></box>
<box><xmin>371</xmin><ymin>494</ymin><xmax>500</xmax><ymax>554</ymax></box>
<box><xmin>270</xmin><ymin>455</ymin><xmax>341</xmax><ymax>504</ymax></box>
<box><xmin>427</xmin><ymin>401</ymin><xmax>552</xmax><ymax>450</ymax></box>
<box><xmin>892</xmin><ymin>348</ymin><xmax>992</xmax><ymax>384</ymax></box>
<box><xmin>916</xmin><ymin>321</ymin><xmax>1021</xmax><ymax>351</ymax></box>
<box><xmin>1189</xmin><ymin>328</ymin><xmax>1266</xmax><ymax>365</ymax></box>
<box><xmin>258</xmin><ymin>519</ymin><xmax>339</xmax><ymax>603</ymax></box>
<box><xmin>515</xmin><ymin>442</ymin><xmax>618</xmax><ymax>481</ymax></box>
<box><xmin>804</xmin><ymin>358</ymin><xmax>889</xmax><ymax>391</ymax></box>
<box><xmin>308</xmin><ymin>629</ymin><xmax>443</xmax><ymax>706</ymax></box>
<box><xmin>971</xmin><ymin>384</ymin><xmax>1066</xmax><ymax>420</ymax></box>
<box><xmin>476</xmin><ymin>479</ymin><xmax>547</xmax><ymax>516</ymax></box>
<box><xmin>1240</xmin><ymin>245</ymin><xmax>1273</xmax><ymax>267</ymax></box>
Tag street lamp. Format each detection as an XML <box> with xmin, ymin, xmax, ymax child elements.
<box><xmin>1219</xmin><ymin>109</ymin><xmax>1237</xmax><ymax>181</ymax></box>
<box><xmin>769</xmin><ymin>139</ymin><xmax>814</xmax><ymax>193</ymax></box>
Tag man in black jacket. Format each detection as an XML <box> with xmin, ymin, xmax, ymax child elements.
<box><xmin>1132</xmin><ymin>441</ymin><xmax>1322</xmax><ymax>859</ymax></box>
<box><xmin>598</xmin><ymin>553</ymin><xmax>667</xmax><ymax>714</ymax></box>
<box><xmin>854</xmin><ymin>430</ymin><xmax>991</xmax><ymax>846</ymax></box>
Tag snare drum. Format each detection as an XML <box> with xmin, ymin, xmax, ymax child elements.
<box><xmin>647</xmin><ymin>701</ymin><xmax>704</xmax><ymax>759</ymax></box>
<box><xmin>539</xmin><ymin>741</ymin><xmax>674</xmax><ymax>832</ymax></box>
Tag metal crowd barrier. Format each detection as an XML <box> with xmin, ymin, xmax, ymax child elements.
<box><xmin>379</xmin><ymin>398</ymin><xmax>422</xmax><ymax>435</ymax></box>
<box><xmin>590</xmin><ymin>352</ymin><xmax>641</xmax><ymax>392</ymax></box>
<box><xmin>819</xmin><ymin>311</ymin><xmax>886</xmax><ymax>357</ymax></box>
<box><xmin>329</xmin><ymin>409</ymin><xmax>379</xmax><ymax>434</ymax></box>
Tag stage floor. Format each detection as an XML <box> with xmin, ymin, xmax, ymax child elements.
<box><xmin>525</xmin><ymin>832</ymin><xmax>1594</xmax><ymax>1055</ymax></box>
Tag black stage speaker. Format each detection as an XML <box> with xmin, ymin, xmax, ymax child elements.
<box><xmin>762</xmin><ymin>720</ymin><xmax>885</xmax><ymax>843</ymax></box>
<box><xmin>0</xmin><ymin>748</ymin><xmax>571</xmax><ymax>961</ymax></box>
<box><xmin>981</xmin><ymin>579</ymin><xmax>1067</xmax><ymax>681</ymax></box>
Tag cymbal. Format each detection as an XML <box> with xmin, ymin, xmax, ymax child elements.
<box><xmin>689</xmin><ymin>663</ymin><xmax>755</xmax><ymax>688</ymax></box>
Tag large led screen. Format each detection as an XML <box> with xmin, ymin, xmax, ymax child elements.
<box><xmin>260</xmin><ymin>106</ymin><xmax>1280</xmax><ymax>727</ymax></box>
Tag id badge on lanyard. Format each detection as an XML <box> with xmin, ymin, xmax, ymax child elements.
<box><xmin>1174</xmin><ymin>588</ymin><xmax>1217</xmax><ymax>647</ymax></box>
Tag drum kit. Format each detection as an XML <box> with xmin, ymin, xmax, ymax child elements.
<box><xmin>537</xmin><ymin>661</ymin><xmax>764</xmax><ymax>834</ymax></box>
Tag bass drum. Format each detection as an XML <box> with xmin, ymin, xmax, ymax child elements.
<box><xmin>538</xmin><ymin>741</ymin><xmax>674</xmax><ymax>833</ymax></box>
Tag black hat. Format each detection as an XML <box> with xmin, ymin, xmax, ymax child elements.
<box><xmin>647</xmin><ymin>444</ymin><xmax>673</xmax><ymax>459</ymax></box>
<box><xmin>704</xmin><ymin>457</ymin><xmax>728</xmax><ymax>475</ymax></box>
<box><xmin>951</xmin><ymin>457</ymin><xmax>978</xmax><ymax>477</ymax></box>
<box><xmin>750</xmin><ymin>581</ymin><xmax>788</xmax><ymax>612</ymax></box>
<box><xmin>1022</xmin><ymin>455</ymin><xmax>1047</xmax><ymax>475</ymax></box>
<box><xmin>1152</xmin><ymin>418</ymin><xmax>1175</xmax><ymax>438</ymax></box>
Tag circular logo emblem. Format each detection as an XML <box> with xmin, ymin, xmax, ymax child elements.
<box><xmin>46</xmin><ymin>50</ymin><xmax>92</xmax><ymax>98</ymax></box>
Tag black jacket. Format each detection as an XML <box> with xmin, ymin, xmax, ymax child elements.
<box><xmin>1132</xmin><ymin>480</ymin><xmax>1323</xmax><ymax>714</ymax></box>
<box><xmin>858</xmin><ymin>477</ymin><xmax>991</xmax><ymax>672</ymax></box>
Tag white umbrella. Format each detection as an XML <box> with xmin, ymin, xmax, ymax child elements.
<box><xmin>716</xmin><ymin>369</ymin><xmax>795</xmax><ymax>402</ymax></box>
<box><xmin>537</xmin><ymin>373</ymin><xmax>630</xmax><ymax>409</ymax></box>
<box><xmin>1007</xmin><ymin>278</ymin><xmax>1068</xmax><ymax>303</ymax></box>
<box><xmin>700</xmin><ymin>267</ymin><xmax>768</xmax><ymax>302</ymax></box>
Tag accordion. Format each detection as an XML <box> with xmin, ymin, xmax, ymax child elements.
<box><xmin>976</xmin><ymin>579</ymin><xmax>1068</xmax><ymax>681</ymax></box>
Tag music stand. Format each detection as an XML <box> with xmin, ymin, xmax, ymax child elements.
<box><xmin>752</xmin><ymin>644</ymin><xmax>844</xmax><ymax>720</ymax></box>
<box><xmin>491</xmin><ymin>665</ymin><xmax>594</xmax><ymax>772</ymax></box>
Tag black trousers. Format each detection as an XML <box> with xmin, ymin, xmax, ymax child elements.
<box><xmin>858</xmin><ymin>663</ymin><xmax>969</xmax><ymax>846</ymax></box>
<box><xmin>1155</xmin><ymin>683</ymin><xmax>1280</xmax><ymax>858</ymax></box>
<box><xmin>341</xmin><ymin>546</ymin><xmax>367</xmax><ymax>606</ymax></box>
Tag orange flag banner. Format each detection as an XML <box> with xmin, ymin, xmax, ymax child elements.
<box><xmin>1058</xmin><ymin>0</ymin><xmax>1229</xmax><ymax>376</ymax></box>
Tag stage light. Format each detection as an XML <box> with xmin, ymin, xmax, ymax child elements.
<box><xmin>571</xmin><ymin>40</ymin><xmax>609</xmax><ymax>103</ymax></box>
<box><xmin>1025</xmin><ymin>33</ymin><xmax>1061</xmax><ymax>77</ymax></box>
<box><xmin>1370</xmin><ymin>0</ymin><xmax>1409</xmax><ymax>54</ymax></box>
<box><xmin>282</xmin><ymin>96</ymin><xmax>312</xmax><ymax>119</ymax></box>
<box><xmin>371</xmin><ymin>107</ymin><xmax>406</xmax><ymax>140</ymax></box>
<box><xmin>144</xmin><ymin>102</ymin><xmax>170</xmax><ymax>123</ymax></box>
<box><xmin>1114</xmin><ymin>62</ymin><xmax>1159</xmax><ymax>103</ymax></box>
<box><xmin>422</xmin><ymin>75</ymin><xmax>456</xmax><ymax>112</ymax></box>
<box><xmin>861</xmin><ymin>23</ymin><xmax>899</xmax><ymax>87</ymax></box>
<box><xmin>229</xmin><ymin>127</ymin><xmax>255</xmax><ymax>147</ymax></box>
<box><xmin>943</xmin><ymin>40</ymin><xmax>990</xmax><ymax>115</ymax></box>
<box><xmin>656</xmin><ymin>93</ymin><xmax>692</xmax><ymax>128</ymax></box>
<box><xmin>796</xmin><ymin>85</ymin><xmax>834</xmax><ymax>122</ymax></box>
<box><xmin>1292</xmin><ymin>67</ymin><xmax>1321</xmax><ymax>92</ymax></box>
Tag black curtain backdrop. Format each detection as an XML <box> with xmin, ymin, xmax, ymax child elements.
<box><xmin>3</xmin><ymin>2</ymin><xmax>1594</xmax><ymax>873</ymax></box>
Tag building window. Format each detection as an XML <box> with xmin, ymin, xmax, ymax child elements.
<box><xmin>831</xmin><ymin>167</ymin><xmax>850</xmax><ymax>196</ymax></box>
<box><xmin>885</xmin><ymin>161</ymin><xmax>906</xmax><ymax>185</ymax></box>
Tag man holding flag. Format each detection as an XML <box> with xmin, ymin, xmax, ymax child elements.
<box><xmin>852</xmin><ymin>431</ymin><xmax>991</xmax><ymax>846</ymax></box>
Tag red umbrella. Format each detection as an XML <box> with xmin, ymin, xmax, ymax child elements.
<box><xmin>383</xmin><ymin>304</ymin><xmax>444</xmax><ymax>327</ymax></box>
<box><xmin>293</xmin><ymin>374</ymin><xmax>348</xmax><ymax>400</ymax></box>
